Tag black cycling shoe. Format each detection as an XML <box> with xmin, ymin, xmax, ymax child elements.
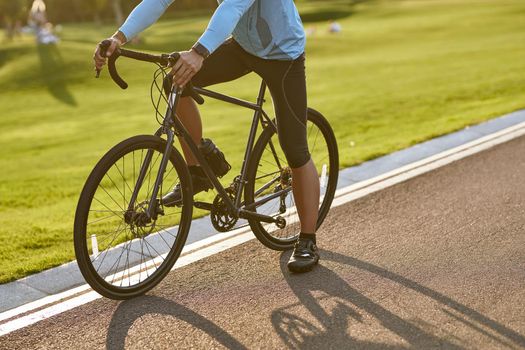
<box><xmin>162</xmin><ymin>166</ymin><xmax>212</xmax><ymax>207</ymax></box>
<box><xmin>287</xmin><ymin>238</ymin><xmax>319</xmax><ymax>273</ymax></box>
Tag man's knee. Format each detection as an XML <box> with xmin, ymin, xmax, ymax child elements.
<box><xmin>288</xmin><ymin>152</ymin><xmax>311</xmax><ymax>169</ymax></box>
<box><xmin>281</xmin><ymin>142</ymin><xmax>311</xmax><ymax>169</ymax></box>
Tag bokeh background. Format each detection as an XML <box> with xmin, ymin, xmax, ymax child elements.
<box><xmin>1</xmin><ymin>0</ymin><xmax>524</xmax><ymax>283</ymax></box>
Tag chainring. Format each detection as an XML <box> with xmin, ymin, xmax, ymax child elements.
<box><xmin>210</xmin><ymin>188</ymin><xmax>238</xmax><ymax>232</ymax></box>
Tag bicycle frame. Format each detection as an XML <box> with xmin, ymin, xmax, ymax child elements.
<box><xmin>128</xmin><ymin>80</ymin><xmax>288</xmax><ymax>226</ymax></box>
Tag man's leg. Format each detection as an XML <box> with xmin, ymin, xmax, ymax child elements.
<box><xmin>174</xmin><ymin>39</ymin><xmax>251</xmax><ymax>166</ymax></box>
<box><xmin>175</xmin><ymin>96</ymin><xmax>202</xmax><ymax>166</ymax></box>
<box><xmin>260</xmin><ymin>56</ymin><xmax>319</xmax><ymax>235</ymax></box>
<box><xmin>257</xmin><ymin>54</ymin><xmax>320</xmax><ymax>272</ymax></box>
<box><xmin>291</xmin><ymin>159</ymin><xmax>320</xmax><ymax>234</ymax></box>
<box><xmin>162</xmin><ymin>39</ymin><xmax>252</xmax><ymax>206</ymax></box>
<box><xmin>162</xmin><ymin>95</ymin><xmax>211</xmax><ymax>207</ymax></box>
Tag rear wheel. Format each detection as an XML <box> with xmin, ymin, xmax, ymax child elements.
<box><xmin>74</xmin><ymin>135</ymin><xmax>193</xmax><ymax>299</ymax></box>
<box><xmin>244</xmin><ymin>108</ymin><xmax>339</xmax><ymax>251</ymax></box>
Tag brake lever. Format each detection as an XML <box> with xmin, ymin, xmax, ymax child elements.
<box><xmin>96</xmin><ymin>40</ymin><xmax>112</xmax><ymax>78</ymax></box>
<box><xmin>164</xmin><ymin>52</ymin><xmax>204</xmax><ymax>105</ymax></box>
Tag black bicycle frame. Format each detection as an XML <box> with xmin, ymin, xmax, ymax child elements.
<box><xmin>128</xmin><ymin>80</ymin><xmax>287</xmax><ymax>225</ymax></box>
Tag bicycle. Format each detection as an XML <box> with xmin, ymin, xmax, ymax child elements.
<box><xmin>74</xmin><ymin>40</ymin><xmax>339</xmax><ymax>300</ymax></box>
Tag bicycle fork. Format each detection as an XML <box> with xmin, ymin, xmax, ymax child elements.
<box><xmin>125</xmin><ymin>92</ymin><xmax>180</xmax><ymax>223</ymax></box>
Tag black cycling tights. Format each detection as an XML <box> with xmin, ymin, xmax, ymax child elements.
<box><xmin>186</xmin><ymin>39</ymin><xmax>311</xmax><ymax>169</ymax></box>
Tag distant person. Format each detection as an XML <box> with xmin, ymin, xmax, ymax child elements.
<box><xmin>37</xmin><ymin>23</ymin><xmax>59</xmax><ymax>44</ymax></box>
<box><xmin>28</xmin><ymin>0</ymin><xmax>47</xmax><ymax>27</ymax></box>
<box><xmin>94</xmin><ymin>0</ymin><xmax>322</xmax><ymax>273</ymax></box>
<box><xmin>28</xmin><ymin>0</ymin><xmax>58</xmax><ymax>44</ymax></box>
<box><xmin>328</xmin><ymin>20</ymin><xmax>342</xmax><ymax>34</ymax></box>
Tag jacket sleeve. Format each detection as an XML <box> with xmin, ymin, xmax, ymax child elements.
<box><xmin>119</xmin><ymin>0</ymin><xmax>174</xmax><ymax>41</ymax></box>
<box><xmin>196</xmin><ymin>0</ymin><xmax>257</xmax><ymax>54</ymax></box>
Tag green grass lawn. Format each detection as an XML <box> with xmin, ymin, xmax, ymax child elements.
<box><xmin>0</xmin><ymin>0</ymin><xmax>524</xmax><ymax>283</ymax></box>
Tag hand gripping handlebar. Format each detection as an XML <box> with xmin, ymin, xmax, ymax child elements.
<box><xmin>97</xmin><ymin>39</ymin><xmax>204</xmax><ymax>105</ymax></box>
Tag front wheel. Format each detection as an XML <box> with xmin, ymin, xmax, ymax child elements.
<box><xmin>74</xmin><ymin>135</ymin><xmax>193</xmax><ymax>299</ymax></box>
<box><xmin>244</xmin><ymin>108</ymin><xmax>339</xmax><ymax>251</ymax></box>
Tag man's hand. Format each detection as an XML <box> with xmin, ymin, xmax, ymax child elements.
<box><xmin>171</xmin><ymin>49</ymin><xmax>204</xmax><ymax>87</ymax></box>
<box><xmin>93</xmin><ymin>34</ymin><xmax>125</xmax><ymax>75</ymax></box>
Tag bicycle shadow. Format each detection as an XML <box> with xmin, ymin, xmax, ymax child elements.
<box><xmin>36</xmin><ymin>43</ymin><xmax>77</xmax><ymax>106</ymax></box>
<box><xmin>273</xmin><ymin>250</ymin><xmax>525</xmax><ymax>349</ymax></box>
<box><xmin>105</xmin><ymin>295</ymin><xmax>247</xmax><ymax>350</ymax></box>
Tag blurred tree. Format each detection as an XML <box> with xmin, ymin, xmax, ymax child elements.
<box><xmin>0</xmin><ymin>0</ymin><xmax>218</xmax><ymax>26</ymax></box>
<box><xmin>0</xmin><ymin>0</ymin><xmax>26</xmax><ymax>40</ymax></box>
<box><xmin>110</xmin><ymin>0</ymin><xmax>123</xmax><ymax>25</ymax></box>
<box><xmin>90</xmin><ymin>0</ymin><xmax>107</xmax><ymax>24</ymax></box>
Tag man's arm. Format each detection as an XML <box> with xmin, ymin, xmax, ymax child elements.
<box><xmin>170</xmin><ymin>0</ymin><xmax>256</xmax><ymax>87</ymax></box>
<box><xmin>195</xmin><ymin>0</ymin><xmax>257</xmax><ymax>56</ymax></box>
<box><xmin>118</xmin><ymin>0</ymin><xmax>174</xmax><ymax>42</ymax></box>
<box><xmin>94</xmin><ymin>0</ymin><xmax>173</xmax><ymax>73</ymax></box>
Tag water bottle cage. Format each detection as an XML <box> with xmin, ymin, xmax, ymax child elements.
<box><xmin>206</xmin><ymin>148</ymin><xmax>231</xmax><ymax>178</ymax></box>
<box><xmin>199</xmin><ymin>138</ymin><xmax>231</xmax><ymax>178</ymax></box>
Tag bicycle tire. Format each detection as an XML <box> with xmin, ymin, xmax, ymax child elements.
<box><xmin>74</xmin><ymin>135</ymin><xmax>193</xmax><ymax>299</ymax></box>
<box><xmin>244</xmin><ymin>108</ymin><xmax>339</xmax><ymax>251</ymax></box>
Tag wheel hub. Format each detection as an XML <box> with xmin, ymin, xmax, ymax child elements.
<box><xmin>124</xmin><ymin>200</ymin><xmax>164</xmax><ymax>238</ymax></box>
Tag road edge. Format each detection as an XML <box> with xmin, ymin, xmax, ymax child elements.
<box><xmin>1</xmin><ymin>109</ymin><xmax>524</xmax><ymax>332</ymax></box>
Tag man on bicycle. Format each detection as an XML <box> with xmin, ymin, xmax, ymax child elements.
<box><xmin>94</xmin><ymin>0</ymin><xmax>321</xmax><ymax>273</ymax></box>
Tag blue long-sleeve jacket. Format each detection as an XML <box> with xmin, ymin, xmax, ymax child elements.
<box><xmin>119</xmin><ymin>0</ymin><xmax>306</xmax><ymax>60</ymax></box>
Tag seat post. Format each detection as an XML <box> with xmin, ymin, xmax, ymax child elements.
<box><xmin>256</xmin><ymin>80</ymin><xmax>267</xmax><ymax>106</ymax></box>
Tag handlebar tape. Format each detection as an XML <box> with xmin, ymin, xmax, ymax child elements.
<box><xmin>119</xmin><ymin>49</ymin><xmax>169</xmax><ymax>66</ymax></box>
<box><xmin>107</xmin><ymin>53</ymin><xmax>128</xmax><ymax>89</ymax></box>
<box><xmin>99</xmin><ymin>40</ymin><xmax>127</xmax><ymax>89</ymax></box>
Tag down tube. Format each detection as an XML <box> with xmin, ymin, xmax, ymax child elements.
<box><xmin>169</xmin><ymin>91</ymin><xmax>237</xmax><ymax>212</ymax></box>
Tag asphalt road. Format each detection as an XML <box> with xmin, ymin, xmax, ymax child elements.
<box><xmin>2</xmin><ymin>136</ymin><xmax>525</xmax><ymax>350</ymax></box>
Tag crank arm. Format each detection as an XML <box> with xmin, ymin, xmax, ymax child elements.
<box><xmin>193</xmin><ymin>201</ymin><xmax>214</xmax><ymax>211</ymax></box>
<box><xmin>238</xmin><ymin>209</ymin><xmax>281</xmax><ymax>224</ymax></box>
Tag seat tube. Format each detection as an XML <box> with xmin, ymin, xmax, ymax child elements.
<box><xmin>235</xmin><ymin>81</ymin><xmax>267</xmax><ymax>207</ymax></box>
<box><xmin>256</xmin><ymin>80</ymin><xmax>267</xmax><ymax>105</ymax></box>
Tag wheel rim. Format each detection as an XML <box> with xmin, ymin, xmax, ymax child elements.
<box><xmin>249</xmin><ymin>115</ymin><xmax>335</xmax><ymax>243</ymax></box>
<box><xmin>81</xmin><ymin>144</ymin><xmax>187</xmax><ymax>291</ymax></box>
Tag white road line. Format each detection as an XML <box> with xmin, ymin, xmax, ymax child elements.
<box><xmin>0</xmin><ymin>225</ymin><xmax>252</xmax><ymax>322</ymax></box>
<box><xmin>0</xmin><ymin>232</ymin><xmax>255</xmax><ymax>337</ymax></box>
<box><xmin>0</xmin><ymin>284</ymin><xmax>90</xmax><ymax>324</ymax></box>
<box><xmin>1</xmin><ymin>121</ymin><xmax>524</xmax><ymax>337</ymax></box>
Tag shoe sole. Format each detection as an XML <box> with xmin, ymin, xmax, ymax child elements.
<box><xmin>162</xmin><ymin>185</ymin><xmax>213</xmax><ymax>208</ymax></box>
<box><xmin>162</xmin><ymin>200</ymin><xmax>182</xmax><ymax>208</ymax></box>
<box><xmin>287</xmin><ymin>258</ymin><xmax>319</xmax><ymax>273</ymax></box>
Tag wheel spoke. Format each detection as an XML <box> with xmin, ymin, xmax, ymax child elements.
<box><xmin>98</xmin><ymin>182</ymin><xmax>125</xmax><ymax>212</ymax></box>
<box><xmin>114</xmin><ymin>159</ymin><xmax>134</xmax><ymax>201</ymax></box>
<box><xmin>245</xmin><ymin>115</ymin><xmax>337</xmax><ymax>248</ymax></box>
<box><xmin>77</xmin><ymin>138</ymin><xmax>190</xmax><ymax>296</ymax></box>
<box><xmin>92</xmin><ymin>197</ymin><xmax>124</xmax><ymax>218</ymax></box>
<box><xmin>93</xmin><ymin>220</ymin><xmax>126</xmax><ymax>269</ymax></box>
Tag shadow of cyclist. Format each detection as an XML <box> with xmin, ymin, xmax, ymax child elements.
<box><xmin>105</xmin><ymin>295</ymin><xmax>247</xmax><ymax>350</ymax></box>
<box><xmin>273</xmin><ymin>250</ymin><xmax>525</xmax><ymax>349</ymax></box>
<box><xmin>36</xmin><ymin>43</ymin><xmax>77</xmax><ymax>106</ymax></box>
